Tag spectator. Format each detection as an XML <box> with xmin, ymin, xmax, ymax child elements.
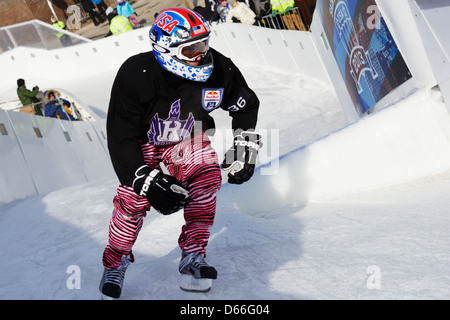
<box><xmin>44</xmin><ymin>90</ymin><xmax>75</xmax><ymax>121</ymax></box>
<box><xmin>81</xmin><ymin>0</ymin><xmax>105</xmax><ymax>26</ymax></box>
<box><xmin>225</xmin><ymin>0</ymin><xmax>257</xmax><ymax>25</ymax></box>
<box><xmin>185</xmin><ymin>0</ymin><xmax>216</xmax><ymax>20</ymax></box>
<box><xmin>116</xmin><ymin>0</ymin><xmax>140</xmax><ymax>28</ymax></box>
<box><xmin>247</xmin><ymin>0</ymin><xmax>272</xmax><ymax>27</ymax></box>
<box><xmin>248</xmin><ymin>0</ymin><xmax>271</xmax><ymax>17</ymax></box>
<box><xmin>105</xmin><ymin>7</ymin><xmax>133</xmax><ymax>36</ymax></box>
<box><xmin>91</xmin><ymin>0</ymin><xmax>108</xmax><ymax>17</ymax></box>
<box><xmin>270</xmin><ymin>0</ymin><xmax>293</xmax><ymax>14</ymax></box>
<box><xmin>193</xmin><ymin>3</ymin><xmax>215</xmax><ymax>21</ymax></box>
<box><xmin>270</xmin><ymin>0</ymin><xmax>306</xmax><ymax>30</ymax></box>
<box><xmin>183</xmin><ymin>0</ymin><xmax>199</xmax><ymax>8</ymax></box>
<box><xmin>212</xmin><ymin>0</ymin><xmax>231</xmax><ymax>22</ymax></box>
<box><xmin>50</xmin><ymin>16</ymin><xmax>73</xmax><ymax>47</ymax></box>
<box><xmin>16</xmin><ymin>78</ymin><xmax>43</xmax><ymax>116</ymax></box>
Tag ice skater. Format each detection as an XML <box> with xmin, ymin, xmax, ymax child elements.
<box><xmin>99</xmin><ymin>7</ymin><xmax>261</xmax><ymax>299</ymax></box>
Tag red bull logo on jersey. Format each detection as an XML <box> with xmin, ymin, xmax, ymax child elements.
<box><xmin>202</xmin><ymin>88</ymin><xmax>224</xmax><ymax>111</ymax></box>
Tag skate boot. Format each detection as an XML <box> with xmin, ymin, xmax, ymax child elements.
<box><xmin>178</xmin><ymin>251</ymin><xmax>217</xmax><ymax>292</ymax></box>
<box><xmin>99</xmin><ymin>255</ymin><xmax>131</xmax><ymax>299</ymax></box>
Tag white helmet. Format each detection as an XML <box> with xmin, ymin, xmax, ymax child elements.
<box><xmin>149</xmin><ymin>8</ymin><xmax>213</xmax><ymax>82</ymax></box>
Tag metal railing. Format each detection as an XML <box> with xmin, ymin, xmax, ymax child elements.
<box><xmin>255</xmin><ymin>7</ymin><xmax>307</xmax><ymax>31</ymax></box>
<box><xmin>210</xmin><ymin>7</ymin><xmax>308</xmax><ymax>31</ymax></box>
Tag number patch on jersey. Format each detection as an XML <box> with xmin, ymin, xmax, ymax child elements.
<box><xmin>227</xmin><ymin>87</ymin><xmax>253</xmax><ymax>112</ymax></box>
<box><xmin>228</xmin><ymin>96</ymin><xmax>247</xmax><ymax>112</ymax></box>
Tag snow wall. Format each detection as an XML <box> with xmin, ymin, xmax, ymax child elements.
<box><xmin>2</xmin><ymin>0</ymin><xmax>450</xmax><ymax>209</ymax></box>
<box><xmin>0</xmin><ymin>111</ymin><xmax>113</xmax><ymax>204</ymax></box>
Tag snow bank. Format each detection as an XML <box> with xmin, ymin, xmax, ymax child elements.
<box><xmin>221</xmin><ymin>88</ymin><xmax>450</xmax><ymax>214</ymax></box>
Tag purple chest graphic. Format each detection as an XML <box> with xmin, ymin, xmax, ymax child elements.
<box><xmin>147</xmin><ymin>99</ymin><xmax>195</xmax><ymax>146</ymax></box>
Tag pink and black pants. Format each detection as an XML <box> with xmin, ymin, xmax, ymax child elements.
<box><xmin>102</xmin><ymin>133</ymin><xmax>222</xmax><ymax>269</ymax></box>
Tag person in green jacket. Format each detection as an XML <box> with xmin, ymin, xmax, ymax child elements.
<box><xmin>110</xmin><ymin>15</ymin><xmax>133</xmax><ymax>35</ymax></box>
<box><xmin>16</xmin><ymin>78</ymin><xmax>43</xmax><ymax>116</ymax></box>
<box><xmin>105</xmin><ymin>7</ymin><xmax>133</xmax><ymax>36</ymax></box>
<box><xmin>270</xmin><ymin>0</ymin><xmax>294</xmax><ymax>14</ymax></box>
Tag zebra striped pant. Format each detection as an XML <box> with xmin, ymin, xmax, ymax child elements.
<box><xmin>102</xmin><ymin>133</ymin><xmax>222</xmax><ymax>269</ymax></box>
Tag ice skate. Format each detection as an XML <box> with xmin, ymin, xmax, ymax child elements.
<box><xmin>178</xmin><ymin>251</ymin><xmax>217</xmax><ymax>292</ymax></box>
<box><xmin>99</xmin><ymin>255</ymin><xmax>130</xmax><ymax>299</ymax></box>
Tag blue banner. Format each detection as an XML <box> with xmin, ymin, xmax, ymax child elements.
<box><xmin>316</xmin><ymin>0</ymin><xmax>412</xmax><ymax>116</ymax></box>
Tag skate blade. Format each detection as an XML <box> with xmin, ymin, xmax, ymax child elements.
<box><xmin>101</xmin><ymin>293</ymin><xmax>118</xmax><ymax>300</ymax></box>
<box><xmin>179</xmin><ymin>274</ymin><xmax>213</xmax><ymax>293</ymax></box>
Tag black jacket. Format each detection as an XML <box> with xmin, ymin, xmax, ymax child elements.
<box><xmin>81</xmin><ymin>0</ymin><xmax>96</xmax><ymax>12</ymax></box>
<box><xmin>107</xmin><ymin>48</ymin><xmax>259</xmax><ymax>186</ymax></box>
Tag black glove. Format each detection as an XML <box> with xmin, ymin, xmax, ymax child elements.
<box><xmin>221</xmin><ymin>131</ymin><xmax>262</xmax><ymax>185</ymax></box>
<box><xmin>132</xmin><ymin>165</ymin><xmax>190</xmax><ymax>215</ymax></box>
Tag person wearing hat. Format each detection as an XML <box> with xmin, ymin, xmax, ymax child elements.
<box><xmin>116</xmin><ymin>0</ymin><xmax>140</xmax><ymax>27</ymax></box>
<box><xmin>16</xmin><ymin>79</ymin><xmax>43</xmax><ymax>116</ymax></box>
<box><xmin>90</xmin><ymin>0</ymin><xmax>108</xmax><ymax>17</ymax></box>
<box><xmin>212</xmin><ymin>0</ymin><xmax>231</xmax><ymax>21</ymax></box>
<box><xmin>44</xmin><ymin>90</ymin><xmax>75</xmax><ymax>121</ymax></box>
<box><xmin>81</xmin><ymin>0</ymin><xmax>105</xmax><ymax>26</ymax></box>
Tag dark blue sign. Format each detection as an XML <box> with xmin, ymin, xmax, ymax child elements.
<box><xmin>317</xmin><ymin>0</ymin><xmax>412</xmax><ymax>116</ymax></box>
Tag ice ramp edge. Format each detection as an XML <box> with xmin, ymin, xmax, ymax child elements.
<box><xmin>218</xmin><ymin>88</ymin><xmax>450</xmax><ymax>215</ymax></box>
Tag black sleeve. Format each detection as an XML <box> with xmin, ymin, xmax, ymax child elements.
<box><xmin>106</xmin><ymin>57</ymin><xmax>152</xmax><ymax>187</ymax></box>
<box><xmin>220</xmin><ymin>58</ymin><xmax>260</xmax><ymax>133</ymax></box>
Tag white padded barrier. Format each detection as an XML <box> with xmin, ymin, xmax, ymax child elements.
<box><xmin>280</xmin><ymin>30</ymin><xmax>329</xmax><ymax>83</ymax></box>
<box><xmin>90</xmin><ymin>120</ymin><xmax>109</xmax><ymax>154</ymax></box>
<box><xmin>209</xmin><ymin>23</ymin><xmax>327</xmax><ymax>81</ymax></box>
<box><xmin>408</xmin><ymin>0</ymin><xmax>450</xmax><ymax>115</ymax></box>
<box><xmin>59</xmin><ymin>119</ymin><xmax>114</xmax><ymax>182</ymax></box>
<box><xmin>0</xmin><ymin>112</ymin><xmax>114</xmax><ymax>204</ymax></box>
<box><xmin>213</xmin><ymin>23</ymin><xmax>268</xmax><ymax>68</ymax></box>
<box><xmin>7</xmin><ymin>111</ymin><xmax>88</xmax><ymax>195</ymax></box>
<box><xmin>0</xmin><ymin>110</ymin><xmax>37</xmax><ymax>204</ymax></box>
<box><xmin>209</xmin><ymin>26</ymin><xmax>233</xmax><ymax>57</ymax></box>
<box><xmin>251</xmin><ymin>27</ymin><xmax>299</xmax><ymax>72</ymax></box>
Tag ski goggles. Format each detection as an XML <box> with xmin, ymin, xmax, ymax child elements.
<box><xmin>175</xmin><ymin>37</ymin><xmax>209</xmax><ymax>61</ymax></box>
